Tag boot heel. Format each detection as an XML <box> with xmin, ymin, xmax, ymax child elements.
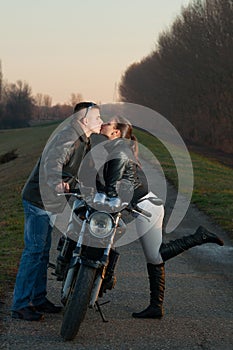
<box><xmin>132</xmin><ymin>305</ymin><xmax>163</xmax><ymax>319</ymax></box>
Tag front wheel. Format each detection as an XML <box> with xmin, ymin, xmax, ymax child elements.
<box><xmin>60</xmin><ymin>264</ymin><xmax>96</xmax><ymax>341</ymax></box>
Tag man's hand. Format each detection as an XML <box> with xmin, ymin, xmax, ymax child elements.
<box><xmin>55</xmin><ymin>182</ymin><xmax>70</xmax><ymax>193</ymax></box>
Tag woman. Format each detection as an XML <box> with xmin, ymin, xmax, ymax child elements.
<box><xmin>94</xmin><ymin>116</ymin><xmax>224</xmax><ymax>319</ymax></box>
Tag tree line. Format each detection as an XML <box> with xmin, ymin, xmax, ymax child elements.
<box><xmin>0</xmin><ymin>63</ymin><xmax>82</xmax><ymax>129</ymax></box>
<box><xmin>119</xmin><ymin>0</ymin><xmax>233</xmax><ymax>154</ymax></box>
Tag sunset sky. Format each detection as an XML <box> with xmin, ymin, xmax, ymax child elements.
<box><xmin>1</xmin><ymin>0</ymin><xmax>190</xmax><ymax>105</ymax></box>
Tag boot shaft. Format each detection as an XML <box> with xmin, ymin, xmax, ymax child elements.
<box><xmin>147</xmin><ymin>263</ymin><xmax>165</xmax><ymax>307</ymax></box>
<box><xmin>160</xmin><ymin>226</ymin><xmax>224</xmax><ymax>262</ymax></box>
<box><xmin>132</xmin><ymin>263</ymin><xmax>165</xmax><ymax>319</ymax></box>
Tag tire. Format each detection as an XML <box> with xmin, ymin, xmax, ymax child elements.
<box><xmin>60</xmin><ymin>264</ymin><xmax>96</xmax><ymax>341</ymax></box>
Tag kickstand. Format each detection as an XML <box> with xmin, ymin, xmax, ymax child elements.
<box><xmin>95</xmin><ymin>301</ymin><xmax>110</xmax><ymax>323</ymax></box>
<box><xmin>48</xmin><ymin>262</ymin><xmax>57</xmax><ymax>277</ymax></box>
<box><xmin>48</xmin><ymin>262</ymin><xmax>55</xmax><ymax>269</ymax></box>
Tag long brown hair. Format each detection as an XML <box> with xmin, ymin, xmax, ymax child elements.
<box><xmin>113</xmin><ymin>116</ymin><xmax>140</xmax><ymax>164</ymax></box>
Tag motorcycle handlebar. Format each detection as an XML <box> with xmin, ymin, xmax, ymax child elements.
<box><xmin>57</xmin><ymin>191</ymin><xmax>152</xmax><ymax>218</ymax></box>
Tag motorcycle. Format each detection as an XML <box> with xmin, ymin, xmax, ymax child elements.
<box><xmin>53</xmin><ymin>188</ymin><xmax>152</xmax><ymax>341</ymax></box>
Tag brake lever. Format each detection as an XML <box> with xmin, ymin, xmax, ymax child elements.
<box><xmin>125</xmin><ymin>205</ymin><xmax>152</xmax><ymax>220</ymax></box>
<box><xmin>134</xmin><ymin>205</ymin><xmax>152</xmax><ymax>218</ymax></box>
<box><xmin>57</xmin><ymin>192</ymin><xmax>83</xmax><ymax>198</ymax></box>
<box><xmin>137</xmin><ymin>197</ymin><xmax>164</xmax><ymax>206</ymax></box>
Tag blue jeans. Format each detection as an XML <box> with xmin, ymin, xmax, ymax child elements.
<box><xmin>12</xmin><ymin>200</ymin><xmax>55</xmax><ymax>311</ymax></box>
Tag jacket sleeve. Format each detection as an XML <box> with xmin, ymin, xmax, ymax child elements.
<box><xmin>104</xmin><ymin>156</ymin><xmax>127</xmax><ymax>197</ymax></box>
<box><xmin>41</xmin><ymin>128</ymin><xmax>78</xmax><ymax>189</ymax></box>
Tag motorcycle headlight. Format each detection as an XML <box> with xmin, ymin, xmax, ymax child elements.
<box><xmin>89</xmin><ymin>212</ymin><xmax>114</xmax><ymax>238</ymax></box>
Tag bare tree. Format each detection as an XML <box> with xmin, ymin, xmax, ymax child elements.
<box><xmin>1</xmin><ymin>80</ymin><xmax>34</xmax><ymax>128</ymax></box>
<box><xmin>34</xmin><ymin>93</ymin><xmax>43</xmax><ymax>107</ymax></box>
<box><xmin>43</xmin><ymin>94</ymin><xmax>52</xmax><ymax>107</ymax></box>
<box><xmin>69</xmin><ymin>93</ymin><xmax>83</xmax><ymax>107</ymax></box>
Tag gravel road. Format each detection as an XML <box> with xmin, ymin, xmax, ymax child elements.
<box><xmin>1</xmin><ymin>162</ymin><xmax>232</xmax><ymax>350</ymax></box>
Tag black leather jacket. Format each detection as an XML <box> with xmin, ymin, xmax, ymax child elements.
<box><xmin>91</xmin><ymin>136</ymin><xmax>148</xmax><ymax>204</ymax></box>
<box><xmin>22</xmin><ymin>118</ymin><xmax>90</xmax><ymax>213</ymax></box>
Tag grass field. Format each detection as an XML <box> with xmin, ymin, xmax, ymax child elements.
<box><xmin>0</xmin><ymin>123</ymin><xmax>232</xmax><ymax>298</ymax></box>
<box><xmin>135</xmin><ymin>128</ymin><xmax>233</xmax><ymax>233</ymax></box>
<box><xmin>0</xmin><ymin>123</ymin><xmax>58</xmax><ymax>298</ymax></box>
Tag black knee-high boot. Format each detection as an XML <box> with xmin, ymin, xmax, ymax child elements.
<box><xmin>160</xmin><ymin>225</ymin><xmax>224</xmax><ymax>262</ymax></box>
<box><xmin>132</xmin><ymin>263</ymin><xmax>165</xmax><ymax>319</ymax></box>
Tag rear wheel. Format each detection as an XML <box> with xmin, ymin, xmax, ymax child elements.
<box><xmin>60</xmin><ymin>264</ymin><xmax>96</xmax><ymax>341</ymax></box>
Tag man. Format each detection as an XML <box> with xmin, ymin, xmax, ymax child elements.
<box><xmin>11</xmin><ymin>102</ymin><xmax>102</xmax><ymax>321</ymax></box>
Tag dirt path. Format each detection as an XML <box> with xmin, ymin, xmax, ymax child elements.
<box><xmin>1</xmin><ymin>163</ymin><xmax>232</xmax><ymax>350</ymax></box>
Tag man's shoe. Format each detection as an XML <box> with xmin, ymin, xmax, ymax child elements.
<box><xmin>12</xmin><ymin>306</ymin><xmax>44</xmax><ymax>321</ymax></box>
<box><xmin>34</xmin><ymin>298</ymin><xmax>62</xmax><ymax>313</ymax></box>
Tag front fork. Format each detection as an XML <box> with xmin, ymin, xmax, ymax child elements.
<box><xmin>90</xmin><ymin>213</ymin><xmax>121</xmax><ymax>307</ymax></box>
<box><xmin>89</xmin><ymin>266</ymin><xmax>107</xmax><ymax>307</ymax></box>
<box><xmin>61</xmin><ymin>219</ymin><xmax>87</xmax><ymax>303</ymax></box>
<box><xmin>61</xmin><ymin>257</ymin><xmax>79</xmax><ymax>304</ymax></box>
